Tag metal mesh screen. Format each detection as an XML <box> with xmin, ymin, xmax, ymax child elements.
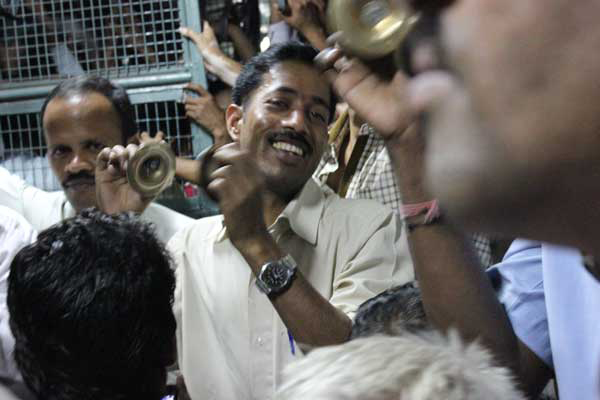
<box><xmin>0</xmin><ymin>111</ymin><xmax>61</xmax><ymax>190</ymax></box>
<box><xmin>1</xmin><ymin>0</ymin><xmax>184</xmax><ymax>83</ymax></box>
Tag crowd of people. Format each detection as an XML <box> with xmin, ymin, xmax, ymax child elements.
<box><xmin>1</xmin><ymin>0</ymin><xmax>599</xmax><ymax>399</ymax></box>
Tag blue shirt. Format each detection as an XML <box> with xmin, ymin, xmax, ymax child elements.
<box><xmin>491</xmin><ymin>239</ymin><xmax>600</xmax><ymax>399</ymax></box>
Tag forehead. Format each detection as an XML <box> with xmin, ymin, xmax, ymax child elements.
<box><xmin>252</xmin><ymin>61</ymin><xmax>330</xmax><ymax>106</ymax></box>
<box><xmin>43</xmin><ymin>92</ymin><xmax>122</xmax><ymax>141</ymax></box>
<box><xmin>43</xmin><ymin>92</ymin><xmax>120</xmax><ymax>129</ymax></box>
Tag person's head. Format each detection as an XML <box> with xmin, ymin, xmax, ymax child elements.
<box><xmin>7</xmin><ymin>209</ymin><xmax>175</xmax><ymax>400</ymax></box>
<box><xmin>351</xmin><ymin>282</ymin><xmax>429</xmax><ymax>339</ymax></box>
<box><xmin>276</xmin><ymin>332</ymin><xmax>525</xmax><ymax>400</ymax></box>
<box><xmin>41</xmin><ymin>76</ymin><xmax>137</xmax><ymax>212</ymax></box>
<box><xmin>228</xmin><ymin>42</ymin><xmax>335</xmax><ymax>200</ymax></box>
<box><xmin>408</xmin><ymin>2</ymin><xmax>600</xmax><ymax>269</ymax></box>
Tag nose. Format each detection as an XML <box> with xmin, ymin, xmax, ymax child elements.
<box><xmin>282</xmin><ymin>108</ymin><xmax>308</xmax><ymax>133</ymax></box>
<box><xmin>65</xmin><ymin>152</ymin><xmax>94</xmax><ymax>175</ymax></box>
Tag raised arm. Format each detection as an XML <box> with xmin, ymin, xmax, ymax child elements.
<box><xmin>316</xmin><ymin>46</ymin><xmax>552</xmax><ymax>397</ymax></box>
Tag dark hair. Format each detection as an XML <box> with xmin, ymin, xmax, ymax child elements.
<box><xmin>232</xmin><ymin>41</ymin><xmax>336</xmax><ymax>121</ymax></box>
<box><xmin>41</xmin><ymin>76</ymin><xmax>138</xmax><ymax>143</ymax></box>
<box><xmin>351</xmin><ymin>282</ymin><xmax>429</xmax><ymax>339</ymax></box>
<box><xmin>8</xmin><ymin>209</ymin><xmax>176</xmax><ymax>400</ymax></box>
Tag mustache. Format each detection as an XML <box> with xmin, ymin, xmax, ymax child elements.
<box><xmin>270</xmin><ymin>131</ymin><xmax>312</xmax><ymax>151</ymax></box>
<box><xmin>62</xmin><ymin>172</ymin><xmax>95</xmax><ymax>188</ymax></box>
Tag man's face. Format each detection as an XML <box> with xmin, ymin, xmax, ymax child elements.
<box><xmin>43</xmin><ymin>92</ymin><xmax>123</xmax><ymax>212</ymax></box>
<box><xmin>233</xmin><ymin>61</ymin><xmax>331</xmax><ymax>198</ymax></box>
<box><xmin>417</xmin><ymin>1</ymin><xmax>600</xmax><ymax>246</ymax></box>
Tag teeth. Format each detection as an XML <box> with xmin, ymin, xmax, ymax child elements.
<box><xmin>272</xmin><ymin>141</ymin><xmax>304</xmax><ymax>157</ymax></box>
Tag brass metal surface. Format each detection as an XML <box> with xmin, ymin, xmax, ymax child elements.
<box><xmin>127</xmin><ymin>142</ymin><xmax>176</xmax><ymax>198</ymax></box>
<box><xmin>328</xmin><ymin>0</ymin><xmax>419</xmax><ymax>59</ymax></box>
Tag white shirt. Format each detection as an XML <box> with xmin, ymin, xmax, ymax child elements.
<box><xmin>0</xmin><ymin>166</ymin><xmax>192</xmax><ymax>243</ymax></box>
<box><xmin>0</xmin><ymin>205</ymin><xmax>37</xmax><ymax>380</ymax></box>
<box><xmin>168</xmin><ymin>177</ymin><xmax>414</xmax><ymax>400</ymax></box>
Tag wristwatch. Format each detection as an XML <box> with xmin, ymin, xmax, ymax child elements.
<box><xmin>255</xmin><ymin>254</ymin><xmax>297</xmax><ymax>296</ymax></box>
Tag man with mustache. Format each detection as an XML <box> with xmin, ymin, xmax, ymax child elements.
<box><xmin>0</xmin><ymin>75</ymin><xmax>192</xmax><ymax>242</ymax></box>
<box><xmin>132</xmin><ymin>42</ymin><xmax>409</xmax><ymax>400</ymax></box>
<box><xmin>317</xmin><ymin>1</ymin><xmax>600</xmax><ymax>398</ymax></box>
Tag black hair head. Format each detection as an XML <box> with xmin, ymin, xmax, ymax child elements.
<box><xmin>8</xmin><ymin>209</ymin><xmax>175</xmax><ymax>400</ymax></box>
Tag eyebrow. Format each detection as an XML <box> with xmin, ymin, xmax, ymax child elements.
<box><xmin>274</xmin><ymin>87</ymin><xmax>330</xmax><ymax>112</ymax></box>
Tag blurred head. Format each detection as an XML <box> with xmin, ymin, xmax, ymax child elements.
<box><xmin>409</xmin><ymin>1</ymin><xmax>600</xmax><ymax>263</ymax></box>
<box><xmin>351</xmin><ymin>282</ymin><xmax>429</xmax><ymax>339</ymax></box>
<box><xmin>8</xmin><ymin>209</ymin><xmax>175</xmax><ymax>400</ymax></box>
<box><xmin>42</xmin><ymin>76</ymin><xmax>137</xmax><ymax>212</ymax></box>
<box><xmin>228</xmin><ymin>42</ymin><xmax>335</xmax><ymax>200</ymax></box>
<box><xmin>276</xmin><ymin>331</ymin><xmax>525</xmax><ymax>400</ymax></box>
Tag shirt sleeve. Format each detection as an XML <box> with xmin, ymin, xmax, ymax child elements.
<box><xmin>0</xmin><ymin>207</ymin><xmax>37</xmax><ymax>379</ymax></box>
<box><xmin>0</xmin><ymin>167</ymin><xmax>28</xmax><ymax>216</ymax></box>
<box><xmin>329</xmin><ymin>208</ymin><xmax>414</xmax><ymax>319</ymax></box>
<box><xmin>268</xmin><ymin>21</ymin><xmax>298</xmax><ymax>45</ymax></box>
<box><xmin>487</xmin><ymin>239</ymin><xmax>552</xmax><ymax>367</ymax></box>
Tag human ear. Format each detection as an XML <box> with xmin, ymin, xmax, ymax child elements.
<box><xmin>225</xmin><ymin>104</ymin><xmax>243</xmax><ymax>142</ymax></box>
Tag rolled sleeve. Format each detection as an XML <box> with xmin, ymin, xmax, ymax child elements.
<box><xmin>330</xmin><ymin>209</ymin><xmax>413</xmax><ymax>319</ymax></box>
<box><xmin>488</xmin><ymin>240</ymin><xmax>552</xmax><ymax>367</ymax></box>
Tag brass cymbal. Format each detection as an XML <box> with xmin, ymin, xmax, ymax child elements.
<box><xmin>328</xmin><ymin>0</ymin><xmax>419</xmax><ymax>59</ymax></box>
<box><xmin>127</xmin><ymin>142</ymin><xmax>176</xmax><ymax>198</ymax></box>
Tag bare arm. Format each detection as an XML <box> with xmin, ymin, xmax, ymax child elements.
<box><xmin>283</xmin><ymin>0</ymin><xmax>328</xmax><ymax>50</ymax></box>
<box><xmin>317</xmin><ymin>46</ymin><xmax>552</xmax><ymax>396</ymax></box>
<box><xmin>179</xmin><ymin>23</ymin><xmax>242</xmax><ymax>87</ymax></box>
<box><xmin>385</xmin><ymin>132</ymin><xmax>551</xmax><ymax>397</ymax></box>
<box><xmin>227</xmin><ymin>24</ymin><xmax>257</xmax><ymax>62</ymax></box>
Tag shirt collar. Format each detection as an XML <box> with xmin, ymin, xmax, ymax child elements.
<box><xmin>216</xmin><ymin>177</ymin><xmax>326</xmax><ymax>246</ymax></box>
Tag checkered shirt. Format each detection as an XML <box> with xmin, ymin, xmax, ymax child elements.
<box><xmin>315</xmin><ymin>123</ymin><xmax>493</xmax><ymax>268</ymax></box>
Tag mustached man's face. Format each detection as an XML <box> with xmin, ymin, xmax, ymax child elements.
<box><xmin>227</xmin><ymin>61</ymin><xmax>331</xmax><ymax>199</ymax></box>
<box><xmin>43</xmin><ymin>92</ymin><xmax>123</xmax><ymax>212</ymax></box>
<box><xmin>413</xmin><ymin>1</ymin><xmax>600</xmax><ymax>252</ymax></box>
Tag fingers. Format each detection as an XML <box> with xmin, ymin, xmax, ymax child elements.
<box><xmin>97</xmin><ymin>144</ymin><xmax>140</xmax><ymax>175</ymax></box>
<box><xmin>178</xmin><ymin>26</ymin><xmax>203</xmax><ymax>45</ymax></box>
<box><xmin>202</xmin><ymin>21</ymin><xmax>216</xmax><ymax>39</ymax></box>
<box><xmin>210</xmin><ymin>142</ymin><xmax>242</xmax><ymax>165</ymax></box>
<box><xmin>184</xmin><ymin>83</ymin><xmax>210</xmax><ymax>97</ymax></box>
<box><xmin>315</xmin><ymin>46</ymin><xmax>343</xmax><ymax>72</ymax></box>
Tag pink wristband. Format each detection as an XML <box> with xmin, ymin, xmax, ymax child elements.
<box><xmin>400</xmin><ymin>199</ymin><xmax>440</xmax><ymax>223</ymax></box>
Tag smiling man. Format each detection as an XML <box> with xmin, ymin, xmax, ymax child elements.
<box><xmin>164</xmin><ymin>42</ymin><xmax>412</xmax><ymax>400</ymax></box>
<box><xmin>0</xmin><ymin>76</ymin><xmax>191</xmax><ymax>242</ymax></box>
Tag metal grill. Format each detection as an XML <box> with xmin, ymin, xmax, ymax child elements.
<box><xmin>1</xmin><ymin>0</ymin><xmax>185</xmax><ymax>83</ymax></box>
<box><xmin>0</xmin><ymin>111</ymin><xmax>61</xmax><ymax>190</ymax></box>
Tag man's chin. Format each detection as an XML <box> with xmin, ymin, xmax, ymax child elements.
<box><xmin>64</xmin><ymin>189</ymin><xmax>97</xmax><ymax>212</ymax></box>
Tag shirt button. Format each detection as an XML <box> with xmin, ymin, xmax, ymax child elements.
<box><xmin>257</xmin><ymin>337</ymin><xmax>264</xmax><ymax>346</ymax></box>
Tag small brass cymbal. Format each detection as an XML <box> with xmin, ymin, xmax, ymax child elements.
<box><xmin>328</xmin><ymin>0</ymin><xmax>419</xmax><ymax>59</ymax></box>
<box><xmin>127</xmin><ymin>142</ymin><xmax>176</xmax><ymax>198</ymax></box>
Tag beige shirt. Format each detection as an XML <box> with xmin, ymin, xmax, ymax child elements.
<box><xmin>0</xmin><ymin>166</ymin><xmax>192</xmax><ymax>242</ymax></box>
<box><xmin>168</xmin><ymin>177</ymin><xmax>414</xmax><ymax>400</ymax></box>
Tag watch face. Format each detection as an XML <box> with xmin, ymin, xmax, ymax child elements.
<box><xmin>263</xmin><ymin>264</ymin><xmax>289</xmax><ymax>289</ymax></box>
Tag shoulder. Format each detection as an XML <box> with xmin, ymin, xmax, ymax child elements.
<box><xmin>322</xmin><ymin>189</ymin><xmax>397</xmax><ymax>232</ymax></box>
<box><xmin>0</xmin><ymin>205</ymin><xmax>37</xmax><ymax>252</ymax></box>
<box><xmin>0</xmin><ymin>205</ymin><xmax>34</xmax><ymax>233</ymax></box>
<box><xmin>167</xmin><ymin>215</ymin><xmax>224</xmax><ymax>250</ymax></box>
<box><xmin>143</xmin><ymin>203</ymin><xmax>195</xmax><ymax>239</ymax></box>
